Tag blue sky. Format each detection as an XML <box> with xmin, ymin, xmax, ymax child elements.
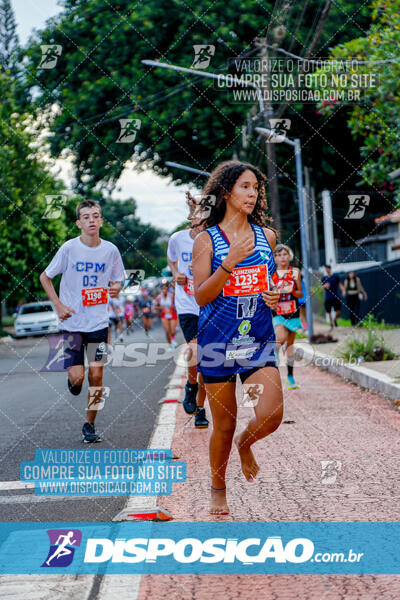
<box><xmin>12</xmin><ymin>0</ymin><xmax>189</xmax><ymax>231</ymax></box>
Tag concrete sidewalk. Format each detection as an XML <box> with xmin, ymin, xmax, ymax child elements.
<box><xmin>297</xmin><ymin>320</ymin><xmax>400</xmax><ymax>405</ymax></box>
<box><xmin>134</xmin><ymin>363</ymin><xmax>400</xmax><ymax>599</ymax></box>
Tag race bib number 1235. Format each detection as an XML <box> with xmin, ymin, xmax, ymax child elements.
<box><xmin>223</xmin><ymin>264</ymin><xmax>268</xmax><ymax>297</ymax></box>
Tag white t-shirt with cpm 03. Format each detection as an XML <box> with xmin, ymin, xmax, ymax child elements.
<box><xmin>167</xmin><ymin>229</ymin><xmax>199</xmax><ymax>317</ymax></box>
<box><xmin>45</xmin><ymin>237</ymin><xmax>125</xmax><ymax>332</ymax></box>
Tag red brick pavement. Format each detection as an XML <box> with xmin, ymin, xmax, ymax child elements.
<box><xmin>138</xmin><ymin>365</ymin><xmax>400</xmax><ymax>599</ymax></box>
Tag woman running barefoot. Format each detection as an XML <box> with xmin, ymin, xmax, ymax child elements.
<box><xmin>155</xmin><ymin>282</ymin><xmax>178</xmax><ymax>349</ymax></box>
<box><xmin>271</xmin><ymin>244</ymin><xmax>303</xmax><ymax>390</ymax></box>
<box><xmin>192</xmin><ymin>161</ymin><xmax>283</xmax><ymax>515</ymax></box>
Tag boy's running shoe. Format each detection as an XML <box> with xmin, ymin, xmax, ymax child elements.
<box><xmin>68</xmin><ymin>378</ymin><xmax>82</xmax><ymax>396</ymax></box>
<box><xmin>82</xmin><ymin>422</ymin><xmax>102</xmax><ymax>443</ymax></box>
<box><xmin>183</xmin><ymin>381</ymin><xmax>198</xmax><ymax>414</ymax></box>
<box><xmin>194</xmin><ymin>407</ymin><xmax>209</xmax><ymax>428</ymax></box>
<box><xmin>286</xmin><ymin>375</ymin><xmax>299</xmax><ymax>390</ymax></box>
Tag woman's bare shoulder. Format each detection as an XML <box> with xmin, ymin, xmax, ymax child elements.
<box><xmin>193</xmin><ymin>230</ymin><xmax>212</xmax><ymax>250</ymax></box>
<box><xmin>262</xmin><ymin>227</ymin><xmax>277</xmax><ymax>251</ymax></box>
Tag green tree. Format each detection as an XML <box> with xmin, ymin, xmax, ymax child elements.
<box><xmin>313</xmin><ymin>0</ymin><xmax>400</xmax><ymax>206</ymax></box>
<box><xmin>0</xmin><ymin>0</ymin><xmax>19</xmax><ymax>75</ymax></box>
<box><xmin>21</xmin><ymin>0</ymin><xmax>370</xmax><ymax>194</ymax></box>
<box><xmin>101</xmin><ymin>196</ymin><xmax>165</xmax><ymax>276</ymax></box>
<box><xmin>0</xmin><ymin>72</ymin><xmax>70</xmax><ymax>320</ymax></box>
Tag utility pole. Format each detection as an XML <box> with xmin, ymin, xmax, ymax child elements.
<box><xmin>304</xmin><ymin>166</ymin><xmax>313</xmax><ymax>266</ymax></box>
<box><xmin>310</xmin><ymin>185</ymin><xmax>320</xmax><ymax>269</ymax></box>
<box><xmin>255</xmin><ymin>37</ymin><xmax>281</xmax><ymax>233</ymax></box>
<box><xmin>322</xmin><ymin>190</ymin><xmax>336</xmax><ymax>267</ymax></box>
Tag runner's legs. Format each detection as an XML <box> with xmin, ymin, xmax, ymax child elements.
<box><xmin>161</xmin><ymin>318</ymin><xmax>171</xmax><ymax>344</ymax></box>
<box><xmin>205</xmin><ymin>380</ymin><xmax>236</xmax><ymax>514</ymax></box>
<box><xmin>274</xmin><ymin>323</ymin><xmax>288</xmax><ymax>362</ymax></box>
<box><xmin>68</xmin><ymin>365</ymin><xmax>85</xmax><ymax>388</ymax></box>
<box><xmin>170</xmin><ymin>318</ymin><xmax>177</xmax><ymax>340</ymax></box>
<box><xmin>234</xmin><ymin>366</ymin><xmax>283</xmax><ymax>479</ymax></box>
<box><xmin>286</xmin><ymin>329</ymin><xmax>297</xmax><ymax>358</ymax></box>
<box><xmin>86</xmin><ymin>365</ymin><xmax>103</xmax><ymax>424</ymax></box>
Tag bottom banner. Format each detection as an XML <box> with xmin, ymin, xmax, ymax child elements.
<box><xmin>0</xmin><ymin>522</ymin><xmax>398</xmax><ymax>574</ymax></box>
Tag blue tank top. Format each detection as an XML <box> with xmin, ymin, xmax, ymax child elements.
<box><xmin>197</xmin><ymin>223</ymin><xmax>277</xmax><ymax>377</ymax></box>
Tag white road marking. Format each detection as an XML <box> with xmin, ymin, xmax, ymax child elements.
<box><xmin>0</xmin><ymin>481</ymin><xmax>34</xmax><ymax>491</ymax></box>
<box><xmin>100</xmin><ymin>350</ymin><xmax>185</xmax><ymax>599</ymax></box>
<box><xmin>0</xmin><ymin>494</ymin><xmax>99</xmax><ymax>505</ymax></box>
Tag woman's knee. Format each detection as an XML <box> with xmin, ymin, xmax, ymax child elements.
<box><xmin>213</xmin><ymin>417</ymin><xmax>236</xmax><ymax>436</ymax></box>
<box><xmin>256</xmin><ymin>411</ymin><xmax>283</xmax><ymax>436</ymax></box>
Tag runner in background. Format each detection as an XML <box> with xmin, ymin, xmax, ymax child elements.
<box><xmin>155</xmin><ymin>282</ymin><xmax>178</xmax><ymax>349</ymax></box>
<box><xmin>343</xmin><ymin>271</ymin><xmax>368</xmax><ymax>326</ymax></box>
<box><xmin>138</xmin><ymin>287</ymin><xmax>154</xmax><ymax>335</ymax></box>
<box><xmin>39</xmin><ymin>199</ymin><xmax>125</xmax><ymax>443</ymax></box>
<box><xmin>192</xmin><ymin>161</ymin><xmax>282</xmax><ymax>514</ymax></box>
<box><xmin>271</xmin><ymin>244</ymin><xmax>303</xmax><ymax>390</ymax></box>
<box><xmin>321</xmin><ymin>265</ymin><xmax>345</xmax><ymax>329</ymax></box>
<box><xmin>109</xmin><ymin>293</ymin><xmax>124</xmax><ymax>342</ymax></box>
<box><xmin>124</xmin><ymin>296</ymin><xmax>135</xmax><ymax>334</ymax></box>
<box><xmin>167</xmin><ymin>193</ymin><xmax>208</xmax><ymax>429</ymax></box>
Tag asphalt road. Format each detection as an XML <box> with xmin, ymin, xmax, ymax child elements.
<box><xmin>0</xmin><ymin>319</ymin><xmax>179</xmax><ymax>522</ymax></box>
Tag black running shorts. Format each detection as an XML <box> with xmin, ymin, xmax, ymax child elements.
<box><xmin>202</xmin><ymin>362</ymin><xmax>278</xmax><ymax>384</ymax></box>
<box><xmin>179</xmin><ymin>313</ymin><xmax>199</xmax><ymax>343</ymax></box>
<box><xmin>61</xmin><ymin>327</ymin><xmax>108</xmax><ymax>368</ymax></box>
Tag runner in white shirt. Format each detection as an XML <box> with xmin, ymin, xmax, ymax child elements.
<box><xmin>40</xmin><ymin>200</ymin><xmax>125</xmax><ymax>443</ymax></box>
<box><xmin>109</xmin><ymin>295</ymin><xmax>124</xmax><ymax>342</ymax></box>
<box><xmin>167</xmin><ymin>194</ymin><xmax>208</xmax><ymax>428</ymax></box>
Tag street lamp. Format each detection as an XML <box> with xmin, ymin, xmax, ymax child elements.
<box><xmin>165</xmin><ymin>161</ymin><xmax>210</xmax><ymax>177</ymax></box>
<box><xmin>256</xmin><ymin>126</ymin><xmax>314</xmax><ymax>341</ymax></box>
<box><xmin>141</xmin><ymin>59</ymin><xmax>265</xmax><ymax>114</ymax></box>
<box><xmin>389</xmin><ymin>167</ymin><xmax>400</xmax><ymax>180</ymax></box>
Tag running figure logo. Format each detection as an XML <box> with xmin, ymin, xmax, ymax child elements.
<box><xmin>43</xmin><ymin>194</ymin><xmax>67</xmax><ymax>219</ymax></box>
<box><xmin>39</xmin><ymin>45</ymin><xmax>62</xmax><ymax>69</ymax></box>
<box><xmin>320</xmin><ymin>459</ymin><xmax>342</xmax><ymax>484</ymax></box>
<box><xmin>88</xmin><ymin>385</ymin><xmax>110</xmax><ymax>411</ymax></box>
<box><xmin>239</xmin><ymin>383</ymin><xmax>264</xmax><ymax>407</ymax></box>
<box><xmin>268</xmin><ymin>118</ymin><xmax>291</xmax><ymax>143</ymax></box>
<box><xmin>187</xmin><ymin>194</ymin><xmax>216</xmax><ymax>220</ymax></box>
<box><xmin>41</xmin><ymin>333</ymin><xmax>81</xmax><ymax>372</ymax></box>
<box><xmin>125</xmin><ymin>269</ymin><xmax>145</xmax><ymax>292</ymax></box>
<box><xmin>42</xmin><ymin>529</ymin><xmax>82</xmax><ymax>567</ymax></box>
<box><xmin>116</xmin><ymin>118</ymin><xmax>141</xmax><ymax>143</ymax></box>
<box><xmin>345</xmin><ymin>195</ymin><xmax>370</xmax><ymax>219</ymax></box>
<box><xmin>191</xmin><ymin>45</ymin><xmax>215</xmax><ymax>69</ymax></box>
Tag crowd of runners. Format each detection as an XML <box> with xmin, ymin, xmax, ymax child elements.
<box><xmin>107</xmin><ymin>282</ymin><xmax>179</xmax><ymax>348</ymax></box>
<box><xmin>40</xmin><ymin>159</ymin><xmax>350</xmax><ymax>515</ymax></box>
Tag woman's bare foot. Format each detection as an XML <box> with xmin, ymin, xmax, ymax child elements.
<box><xmin>234</xmin><ymin>433</ymin><xmax>259</xmax><ymax>481</ymax></box>
<box><xmin>210</xmin><ymin>487</ymin><xmax>230</xmax><ymax>515</ymax></box>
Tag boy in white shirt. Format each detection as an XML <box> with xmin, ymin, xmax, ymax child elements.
<box><xmin>40</xmin><ymin>200</ymin><xmax>125</xmax><ymax>443</ymax></box>
<box><xmin>167</xmin><ymin>194</ymin><xmax>208</xmax><ymax>428</ymax></box>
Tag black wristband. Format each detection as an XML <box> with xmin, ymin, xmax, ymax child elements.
<box><xmin>220</xmin><ymin>263</ymin><xmax>232</xmax><ymax>274</ymax></box>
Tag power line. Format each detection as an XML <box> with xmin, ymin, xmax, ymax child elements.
<box><xmin>266</xmin><ymin>43</ymin><xmax>400</xmax><ymax>64</ymax></box>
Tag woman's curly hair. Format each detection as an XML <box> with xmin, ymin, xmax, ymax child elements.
<box><xmin>186</xmin><ymin>160</ymin><xmax>277</xmax><ymax>234</ymax></box>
